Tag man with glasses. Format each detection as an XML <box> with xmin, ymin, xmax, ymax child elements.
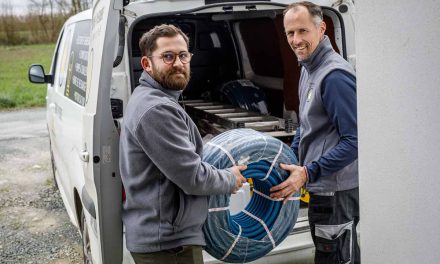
<box><xmin>120</xmin><ymin>24</ymin><xmax>247</xmax><ymax>264</ymax></box>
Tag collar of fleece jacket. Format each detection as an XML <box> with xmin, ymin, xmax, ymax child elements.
<box><xmin>139</xmin><ymin>71</ymin><xmax>182</xmax><ymax>101</ymax></box>
<box><xmin>300</xmin><ymin>35</ymin><xmax>334</xmax><ymax>74</ymax></box>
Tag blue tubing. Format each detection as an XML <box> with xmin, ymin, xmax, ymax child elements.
<box><xmin>202</xmin><ymin>129</ymin><xmax>300</xmax><ymax>263</ymax></box>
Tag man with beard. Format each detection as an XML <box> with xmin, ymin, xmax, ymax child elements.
<box><xmin>119</xmin><ymin>24</ymin><xmax>247</xmax><ymax>264</ymax></box>
<box><xmin>270</xmin><ymin>2</ymin><xmax>360</xmax><ymax>264</ymax></box>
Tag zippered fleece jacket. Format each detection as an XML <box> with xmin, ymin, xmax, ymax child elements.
<box><xmin>297</xmin><ymin>35</ymin><xmax>358</xmax><ymax>193</ymax></box>
<box><xmin>119</xmin><ymin>71</ymin><xmax>235</xmax><ymax>253</ymax></box>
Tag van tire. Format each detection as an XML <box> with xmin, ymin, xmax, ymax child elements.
<box><xmin>81</xmin><ymin>210</ymin><xmax>93</xmax><ymax>264</ymax></box>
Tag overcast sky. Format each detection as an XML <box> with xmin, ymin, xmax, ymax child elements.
<box><xmin>1</xmin><ymin>0</ymin><xmax>94</xmax><ymax>15</ymax></box>
<box><xmin>1</xmin><ymin>0</ymin><xmax>33</xmax><ymax>15</ymax></box>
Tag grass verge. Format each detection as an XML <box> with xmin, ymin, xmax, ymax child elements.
<box><xmin>0</xmin><ymin>44</ymin><xmax>55</xmax><ymax>110</ymax></box>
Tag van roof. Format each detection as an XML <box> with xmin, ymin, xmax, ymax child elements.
<box><xmin>123</xmin><ymin>0</ymin><xmax>295</xmax><ymax>17</ymax></box>
<box><xmin>65</xmin><ymin>8</ymin><xmax>92</xmax><ymax>25</ymax></box>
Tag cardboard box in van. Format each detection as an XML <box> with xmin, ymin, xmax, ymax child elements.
<box><xmin>29</xmin><ymin>0</ymin><xmax>355</xmax><ymax>263</ymax></box>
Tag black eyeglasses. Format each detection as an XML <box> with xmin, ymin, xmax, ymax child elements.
<box><xmin>148</xmin><ymin>51</ymin><xmax>193</xmax><ymax>65</ymax></box>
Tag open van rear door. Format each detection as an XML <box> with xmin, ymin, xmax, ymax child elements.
<box><xmin>81</xmin><ymin>0</ymin><xmax>123</xmax><ymax>263</ymax></box>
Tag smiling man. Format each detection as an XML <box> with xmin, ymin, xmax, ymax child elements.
<box><xmin>119</xmin><ymin>24</ymin><xmax>247</xmax><ymax>264</ymax></box>
<box><xmin>270</xmin><ymin>2</ymin><xmax>360</xmax><ymax>263</ymax></box>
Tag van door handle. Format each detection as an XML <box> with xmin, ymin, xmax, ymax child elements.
<box><xmin>80</xmin><ymin>151</ymin><xmax>89</xmax><ymax>162</ymax></box>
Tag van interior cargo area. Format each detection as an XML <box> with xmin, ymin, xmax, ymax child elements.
<box><xmin>182</xmin><ymin>98</ymin><xmax>295</xmax><ymax>138</ymax></box>
<box><xmin>128</xmin><ymin>9</ymin><xmax>341</xmax><ymax>145</ymax></box>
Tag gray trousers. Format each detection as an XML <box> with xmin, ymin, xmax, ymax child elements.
<box><xmin>308</xmin><ymin>188</ymin><xmax>361</xmax><ymax>264</ymax></box>
<box><xmin>130</xmin><ymin>245</ymin><xmax>204</xmax><ymax>264</ymax></box>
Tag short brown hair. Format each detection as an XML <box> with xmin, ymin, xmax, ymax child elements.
<box><xmin>283</xmin><ymin>1</ymin><xmax>323</xmax><ymax>26</ymax></box>
<box><xmin>139</xmin><ymin>24</ymin><xmax>190</xmax><ymax>57</ymax></box>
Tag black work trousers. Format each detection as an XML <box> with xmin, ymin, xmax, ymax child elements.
<box><xmin>308</xmin><ymin>187</ymin><xmax>360</xmax><ymax>264</ymax></box>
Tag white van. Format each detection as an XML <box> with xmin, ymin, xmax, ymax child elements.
<box><xmin>28</xmin><ymin>0</ymin><xmax>355</xmax><ymax>263</ymax></box>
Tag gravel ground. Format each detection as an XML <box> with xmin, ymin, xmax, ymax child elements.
<box><xmin>0</xmin><ymin>108</ymin><xmax>83</xmax><ymax>263</ymax></box>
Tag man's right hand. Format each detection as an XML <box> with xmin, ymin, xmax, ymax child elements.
<box><xmin>230</xmin><ymin>165</ymin><xmax>247</xmax><ymax>193</ymax></box>
<box><xmin>270</xmin><ymin>163</ymin><xmax>307</xmax><ymax>204</ymax></box>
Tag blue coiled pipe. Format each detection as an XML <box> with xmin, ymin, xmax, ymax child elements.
<box><xmin>219</xmin><ymin>80</ymin><xmax>268</xmax><ymax>114</ymax></box>
<box><xmin>202</xmin><ymin>129</ymin><xmax>300</xmax><ymax>263</ymax></box>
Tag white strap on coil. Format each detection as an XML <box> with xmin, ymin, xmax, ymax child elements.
<box><xmin>253</xmin><ymin>189</ymin><xmax>300</xmax><ymax>202</ymax></box>
<box><xmin>206</xmin><ymin>142</ymin><xmax>236</xmax><ymax>166</ymax></box>
<box><xmin>220</xmin><ymin>223</ymin><xmax>242</xmax><ymax>261</ymax></box>
<box><xmin>261</xmin><ymin>142</ymin><xmax>283</xmax><ymax>181</ymax></box>
<box><xmin>242</xmin><ymin>209</ymin><xmax>276</xmax><ymax>248</ymax></box>
<box><xmin>208</xmin><ymin>207</ymin><xmax>230</xmax><ymax>212</ymax></box>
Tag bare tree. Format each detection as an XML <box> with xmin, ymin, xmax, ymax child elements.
<box><xmin>80</xmin><ymin>0</ymin><xmax>92</xmax><ymax>10</ymax></box>
<box><xmin>71</xmin><ymin>0</ymin><xmax>79</xmax><ymax>14</ymax></box>
<box><xmin>0</xmin><ymin>2</ymin><xmax>18</xmax><ymax>44</ymax></box>
<box><xmin>54</xmin><ymin>0</ymin><xmax>71</xmax><ymax>18</ymax></box>
<box><xmin>28</xmin><ymin>0</ymin><xmax>50</xmax><ymax>42</ymax></box>
<box><xmin>71</xmin><ymin>0</ymin><xmax>91</xmax><ymax>14</ymax></box>
<box><xmin>0</xmin><ymin>0</ymin><xmax>88</xmax><ymax>45</ymax></box>
<box><xmin>48</xmin><ymin>0</ymin><xmax>57</xmax><ymax>40</ymax></box>
<box><xmin>27</xmin><ymin>0</ymin><xmax>66</xmax><ymax>42</ymax></box>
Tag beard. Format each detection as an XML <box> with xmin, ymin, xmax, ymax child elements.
<box><xmin>151</xmin><ymin>63</ymin><xmax>191</xmax><ymax>91</ymax></box>
<box><xmin>291</xmin><ymin>41</ymin><xmax>311</xmax><ymax>62</ymax></box>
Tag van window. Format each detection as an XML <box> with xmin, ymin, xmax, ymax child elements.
<box><xmin>54</xmin><ymin>24</ymin><xmax>74</xmax><ymax>95</ymax></box>
<box><xmin>64</xmin><ymin>20</ymin><xmax>91</xmax><ymax>106</ymax></box>
<box><xmin>53</xmin><ymin>20</ymin><xmax>91</xmax><ymax>106</ymax></box>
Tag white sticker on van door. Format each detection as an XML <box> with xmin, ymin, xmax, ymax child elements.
<box><xmin>102</xmin><ymin>145</ymin><xmax>111</xmax><ymax>163</ymax></box>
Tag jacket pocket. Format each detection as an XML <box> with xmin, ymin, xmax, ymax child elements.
<box><xmin>309</xmin><ymin>194</ymin><xmax>335</xmax><ymax>222</ymax></box>
<box><xmin>172</xmin><ymin>189</ymin><xmax>185</xmax><ymax>231</ymax></box>
<box><xmin>321</xmin><ymin>138</ymin><xmax>327</xmax><ymax>156</ymax></box>
<box><xmin>315</xmin><ymin>221</ymin><xmax>353</xmax><ymax>264</ymax></box>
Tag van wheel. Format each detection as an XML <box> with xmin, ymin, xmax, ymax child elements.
<box><xmin>81</xmin><ymin>211</ymin><xmax>93</xmax><ymax>264</ymax></box>
<box><xmin>49</xmin><ymin>142</ymin><xmax>58</xmax><ymax>189</ymax></box>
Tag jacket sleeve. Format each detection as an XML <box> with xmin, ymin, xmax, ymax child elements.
<box><xmin>133</xmin><ymin>102</ymin><xmax>235</xmax><ymax>195</ymax></box>
<box><xmin>291</xmin><ymin>126</ymin><xmax>300</xmax><ymax>160</ymax></box>
<box><xmin>305</xmin><ymin>70</ymin><xmax>358</xmax><ymax>182</ymax></box>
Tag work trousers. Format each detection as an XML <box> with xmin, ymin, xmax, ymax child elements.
<box><xmin>130</xmin><ymin>245</ymin><xmax>203</xmax><ymax>264</ymax></box>
<box><xmin>308</xmin><ymin>187</ymin><xmax>360</xmax><ymax>264</ymax></box>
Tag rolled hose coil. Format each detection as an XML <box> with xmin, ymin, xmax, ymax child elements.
<box><xmin>202</xmin><ymin>129</ymin><xmax>300</xmax><ymax>263</ymax></box>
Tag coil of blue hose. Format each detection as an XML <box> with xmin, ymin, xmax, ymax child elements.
<box><xmin>219</xmin><ymin>80</ymin><xmax>269</xmax><ymax>114</ymax></box>
<box><xmin>202</xmin><ymin>128</ymin><xmax>300</xmax><ymax>263</ymax></box>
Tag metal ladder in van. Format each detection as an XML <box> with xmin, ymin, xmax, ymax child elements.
<box><xmin>182</xmin><ymin>99</ymin><xmax>296</xmax><ymax>140</ymax></box>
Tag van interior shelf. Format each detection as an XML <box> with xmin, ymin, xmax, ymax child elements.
<box><xmin>181</xmin><ymin>99</ymin><xmax>295</xmax><ymax>140</ymax></box>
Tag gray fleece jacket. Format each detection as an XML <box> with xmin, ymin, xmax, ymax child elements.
<box><xmin>119</xmin><ymin>71</ymin><xmax>235</xmax><ymax>253</ymax></box>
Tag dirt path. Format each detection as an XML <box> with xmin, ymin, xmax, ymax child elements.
<box><xmin>0</xmin><ymin>108</ymin><xmax>82</xmax><ymax>263</ymax></box>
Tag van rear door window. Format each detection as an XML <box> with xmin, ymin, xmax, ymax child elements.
<box><xmin>64</xmin><ymin>20</ymin><xmax>91</xmax><ymax>106</ymax></box>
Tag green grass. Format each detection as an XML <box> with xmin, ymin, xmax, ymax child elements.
<box><xmin>0</xmin><ymin>44</ymin><xmax>55</xmax><ymax>109</ymax></box>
